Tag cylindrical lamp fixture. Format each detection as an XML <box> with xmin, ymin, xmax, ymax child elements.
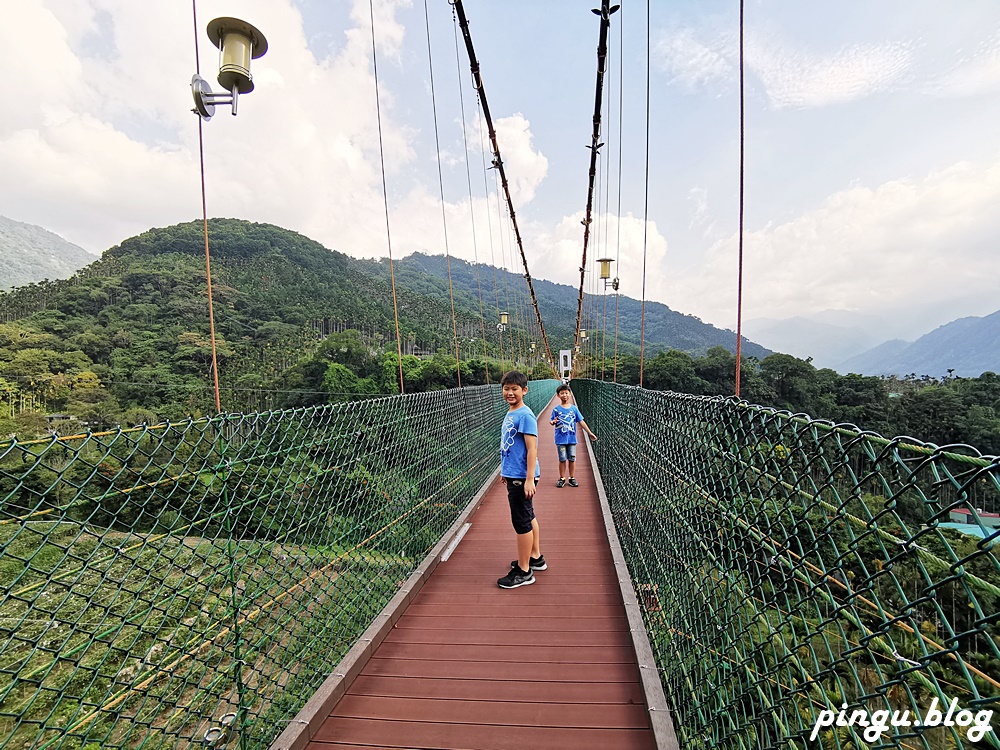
<box><xmin>500</xmin><ymin>311</ymin><xmax>509</xmax><ymax>326</ymax></box>
<box><xmin>208</xmin><ymin>17</ymin><xmax>269</xmax><ymax>94</ymax></box>
<box><xmin>597</xmin><ymin>257</ymin><xmax>614</xmax><ymax>280</ymax></box>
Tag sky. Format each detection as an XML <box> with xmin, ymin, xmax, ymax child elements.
<box><xmin>4</xmin><ymin>0</ymin><xmax>1000</xmax><ymax>345</ymax></box>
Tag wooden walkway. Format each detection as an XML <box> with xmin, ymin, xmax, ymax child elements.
<box><xmin>275</xmin><ymin>395</ymin><xmax>674</xmax><ymax>750</ymax></box>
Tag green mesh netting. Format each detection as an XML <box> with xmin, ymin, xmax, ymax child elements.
<box><xmin>0</xmin><ymin>380</ymin><xmax>557</xmax><ymax>749</ymax></box>
<box><xmin>574</xmin><ymin>379</ymin><xmax>999</xmax><ymax>750</ymax></box>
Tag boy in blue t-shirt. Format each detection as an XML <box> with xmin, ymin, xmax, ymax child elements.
<box><xmin>497</xmin><ymin>371</ymin><xmax>544</xmax><ymax>589</ymax></box>
<box><xmin>549</xmin><ymin>383</ymin><xmax>597</xmax><ymax>488</ymax></box>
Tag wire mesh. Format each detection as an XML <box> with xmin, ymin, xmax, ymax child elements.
<box><xmin>0</xmin><ymin>380</ymin><xmax>557</xmax><ymax>749</ymax></box>
<box><xmin>573</xmin><ymin>379</ymin><xmax>999</xmax><ymax>750</ymax></box>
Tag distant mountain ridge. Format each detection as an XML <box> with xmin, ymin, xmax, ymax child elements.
<box><xmin>744</xmin><ymin>310</ymin><xmax>887</xmax><ymax>369</ymax></box>
<box><xmin>837</xmin><ymin>311</ymin><xmax>1000</xmax><ymax>377</ymax></box>
<box><xmin>0</xmin><ymin>215</ymin><xmax>95</xmax><ymax>290</ymax></box>
<box><xmin>370</xmin><ymin>252</ymin><xmax>771</xmax><ymax>360</ymax></box>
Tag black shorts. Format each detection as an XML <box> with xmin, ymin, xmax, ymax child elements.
<box><xmin>504</xmin><ymin>477</ymin><xmax>536</xmax><ymax>534</ymax></box>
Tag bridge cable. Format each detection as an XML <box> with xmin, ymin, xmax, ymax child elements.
<box><xmin>451</xmin><ymin>8</ymin><xmax>491</xmax><ymax>382</ymax></box>
<box><xmin>573</xmin><ymin>0</ymin><xmax>619</xmax><ymax>372</ymax></box>
<box><xmin>613</xmin><ymin>8</ymin><xmax>624</xmax><ymax>383</ymax></box>
<box><xmin>735</xmin><ymin>0</ymin><xmax>746</xmax><ymax>396</ymax></box>
<box><xmin>638</xmin><ymin>0</ymin><xmax>651</xmax><ymax>387</ymax></box>
<box><xmin>422</xmin><ymin>0</ymin><xmax>464</xmax><ymax>387</ymax></box>
<box><xmin>598</xmin><ymin>23</ymin><xmax>621</xmax><ymax>380</ymax></box>
<box><xmin>191</xmin><ymin>0</ymin><xmax>222</xmax><ymax>413</ymax></box>
<box><xmin>452</xmin><ymin>0</ymin><xmax>555</xmax><ymax>372</ymax></box>
<box><xmin>477</xmin><ymin>112</ymin><xmax>506</xmax><ymax>372</ymax></box>
<box><xmin>369</xmin><ymin>0</ymin><xmax>406</xmax><ymax>394</ymax></box>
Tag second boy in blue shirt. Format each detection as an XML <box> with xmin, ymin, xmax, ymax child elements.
<box><xmin>549</xmin><ymin>383</ymin><xmax>597</xmax><ymax>488</ymax></box>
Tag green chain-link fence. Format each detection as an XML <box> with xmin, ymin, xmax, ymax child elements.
<box><xmin>574</xmin><ymin>379</ymin><xmax>999</xmax><ymax>750</ymax></box>
<box><xmin>0</xmin><ymin>380</ymin><xmax>557</xmax><ymax>749</ymax></box>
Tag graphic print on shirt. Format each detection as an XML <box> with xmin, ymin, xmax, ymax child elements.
<box><xmin>501</xmin><ymin>415</ymin><xmax>517</xmax><ymax>456</ymax></box>
<box><xmin>555</xmin><ymin>408</ymin><xmax>576</xmax><ymax>435</ymax></box>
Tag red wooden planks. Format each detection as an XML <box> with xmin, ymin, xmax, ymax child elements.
<box><xmin>305</xmin><ymin>395</ymin><xmax>656</xmax><ymax>750</ymax></box>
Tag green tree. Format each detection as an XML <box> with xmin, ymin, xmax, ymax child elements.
<box><xmin>322</xmin><ymin>363</ymin><xmax>377</xmax><ymax>398</ymax></box>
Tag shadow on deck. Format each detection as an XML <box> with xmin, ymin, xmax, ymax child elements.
<box><xmin>272</xmin><ymin>395</ymin><xmax>678</xmax><ymax>750</ymax></box>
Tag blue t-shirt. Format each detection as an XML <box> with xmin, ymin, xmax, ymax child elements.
<box><xmin>550</xmin><ymin>404</ymin><xmax>584</xmax><ymax>445</ymax></box>
<box><xmin>500</xmin><ymin>405</ymin><xmax>540</xmax><ymax>479</ymax></box>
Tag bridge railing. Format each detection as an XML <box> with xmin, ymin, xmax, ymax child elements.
<box><xmin>0</xmin><ymin>380</ymin><xmax>558</xmax><ymax>749</ymax></box>
<box><xmin>573</xmin><ymin>379</ymin><xmax>999</xmax><ymax>750</ymax></box>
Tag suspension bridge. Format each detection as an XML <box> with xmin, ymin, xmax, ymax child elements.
<box><xmin>2</xmin><ymin>0</ymin><xmax>999</xmax><ymax>748</ymax></box>
<box><xmin>3</xmin><ymin>381</ymin><xmax>999</xmax><ymax>749</ymax></box>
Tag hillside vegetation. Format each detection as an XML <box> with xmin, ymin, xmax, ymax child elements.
<box><xmin>0</xmin><ymin>218</ymin><xmax>997</xmax><ymax>456</ymax></box>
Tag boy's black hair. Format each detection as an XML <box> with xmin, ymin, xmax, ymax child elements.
<box><xmin>556</xmin><ymin>383</ymin><xmax>571</xmax><ymax>394</ymax></box>
<box><xmin>500</xmin><ymin>370</ymin><xmax>528</xmax><ymax>388</ymax></box>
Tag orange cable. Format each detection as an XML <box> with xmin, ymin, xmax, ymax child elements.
<box><xmin>422</xmin><ymin>0</ymin><xmax>463</xmax><ymax>387</ymax></box>
<box><xmin>368</xmin><ymin>0</ymin><xmax>405</xmax><ymax>393</ymax></box>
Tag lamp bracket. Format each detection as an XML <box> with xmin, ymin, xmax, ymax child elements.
<box><xmin>191</xmin><ymin>74</ymin><xmax>240</xmax><ymax>120</ymax></box>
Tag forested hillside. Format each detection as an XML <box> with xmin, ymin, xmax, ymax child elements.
<box><xmin>0</xmin><ymin>218</ymin><xmax>997</xmax><ymax>456</ymax></box>
<box><xmin>0</xmin><ymin>219</ymin><xmax>765</xmax><ymax>434</ymax></box>
<box><xmin>361</xmin><ymin>252</ymin><xmax>771</xmax><ymax>360</ymax></box>
<box><xmin>0</xmin><ymin>220</ymin><xmax>495</xmax><ymax>432</ymax></box>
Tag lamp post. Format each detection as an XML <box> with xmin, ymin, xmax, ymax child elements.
<box><xmin>497</xmin><ymin>311</ymin><xmax>509</xmax><ymax>373</ymax></box>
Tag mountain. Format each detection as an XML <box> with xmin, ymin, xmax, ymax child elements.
<box><xmin>836</xmin><ymin>311</ymin><xmax>1000</xmax><ymax>377</ymax></box>
<box><xmin>0</xmin><ymin>215</ymin><xmax>96</xmax><ymax>290</ymax></box>
<box><xmin>835</xmin><ymin>339</ymin><xmax>911</xmax><ymax>375</ymax></box>
<box><xmin>743</xmin><ymin>310</ymin><xmax>885</xmax><ymax>368</ymax></box>
<box><xmin>0</xmin><ymin>219</ymin><xmax>769</xmax><ymax>421</ymax></box>
<box><xmin>366</xmin><ymin>252</ymin><xmax>771</xmax><ymax>360</ymax></box>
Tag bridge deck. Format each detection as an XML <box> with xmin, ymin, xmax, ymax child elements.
<box><xmin>301</xmin><ymin>396</ymin><xmax>658</xmax><ymax>750</ymax></box>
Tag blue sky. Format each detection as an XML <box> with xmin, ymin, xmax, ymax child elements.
<box><xmin>4</xmin><ymin>0</ymin><xmax>1000</xmax><ymax>346</ymax></box>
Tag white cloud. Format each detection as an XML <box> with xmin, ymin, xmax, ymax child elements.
<box><xmin>749</xmin><ymin>31</ymin><xmax>914</xmax><ymax>109</ymax></box>
<box><xmin>492</xmin><ymin>114</ymin><xmax>549</xmax><ymax>206</ymax></box>
<box><xmin>530</xmin><ymin>212</ymin><xmax>668</xmax><ymax>308</ymax></box>
<box><xmin>670</xmin><ymin>155</ymin><xmax>1000</xmax><ymax>339</ymax></box>
<box><xmin>654</xmin><ymin>22</ymin><xmax>914</xmax><ymax>108</ymax></box>
<box><xmin>654</xmin><ymin>27</ymin><xmax>732</xmax><ymax>90</ymax></box>
<box><xmin>0</xmin><ymin>0</ymin><xmax>419</xmax><ymax>254</ymax></box>
<box><xmin>926</xmin><ymin>29</ymin><xmax>1000</xmax><ymax>97</ymax></box>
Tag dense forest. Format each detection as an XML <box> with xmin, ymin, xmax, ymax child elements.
<box><xmin>0</xmin><ymin>219</ymin><xmax>998</xmax><ymax>456</ymax></box>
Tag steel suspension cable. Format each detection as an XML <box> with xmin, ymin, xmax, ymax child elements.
<box><xmin>192</xmin><ymin>0</ymin><xmax>221</xmax><ymax>413</ymax></box>
<box><xmin>369</xmin><ymin>0</ymin><xmax>405</xmax><ymax>394</ymax></box>
<box><xmin>573</xmin><ymin>0</ymin><xmax>619</xmax><ymax>369</ymax></box>
<box><xmin>613</xmin><ymin>6</ymin><xmax>624</xmax><ymax>383</ymax></box>
<box><xmin>422</xmin><ymin>0</ymin><xmax>463</xmax><ymax>387</ymax></box>
<box><xmin>639</xmin><ymin>0</ymin><xmax>651</xmax><ymax>387</ymax></box>
<box><xmin>598</xmin><ymin>73</ymin><xmax>613</xmax><ymax>379</ymax></box>
<box><xmin>451</xmin><ymin>8</ymin><xmax>490</xmax><ymax>382</ymax></box>
<box><xmin>477</xmin><ymin>108</ymin><xmax>505</xmax><ymax>372</ymax></box>
<box><xmin>452</xmin><ymin>0</ymin><xmax>555</xmax><ymax>371</ymax></box>
<box><xmin>735</xmin><ymin>0</ymin><xmax>746</xmax><ymax>397</ymax></box>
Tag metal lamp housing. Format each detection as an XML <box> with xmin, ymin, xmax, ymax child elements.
<box><xmin>597</xmin><ymin>257</ymin><xmax>614</xmax><ymax>280</ymax></box>
<box><xmin>208</xmin><ymin>17</ymin><xmax>268</xmax><ymax>94</ymax></box>
<box><xmin>191</xmin><ymin>17</ymin><xmax>268</xmax><ymax>120</ymax></box>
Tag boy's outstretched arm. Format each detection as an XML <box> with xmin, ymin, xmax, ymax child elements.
<box><xmin>524</xmin><ymin>434</ymin><xmax>537</xmax><ymax>498</ymax></box>
<box><xmin>578</xmin><ymin>420</ymin><xmax>598</xmax><ymax>441</ymax></box>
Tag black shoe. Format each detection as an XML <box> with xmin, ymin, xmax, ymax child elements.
<box><xmin>509</xmin><ymin>555</ymin><xmax>547</xmax><ymax>571</ymax></box>
<box><xmin>568</xmin><ymin>478</ymin><xmax>579</xmax><ymax>487</ymax></box>
<box><xmin>556</xmin><ymin>478</ymin><xmax>566</xmax><ymax>488</ymax></box>
<box><xmin>498</xmin><ymin>566</ymin><xmax>535</xmax><ymax>589</ymax></box>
